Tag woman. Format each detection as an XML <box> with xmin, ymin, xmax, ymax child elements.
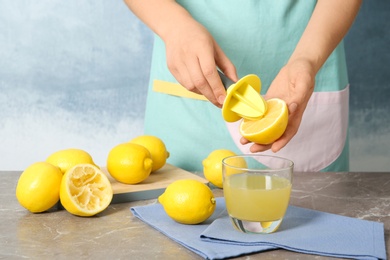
<box><xmin>124</xmin><ymin>0</ymin><xmax>362</xmax><ymax>172</ymax></box>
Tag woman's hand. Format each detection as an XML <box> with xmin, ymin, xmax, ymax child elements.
<box><xmin>240</xmin><ymin>58</ymin><xmax>315</xmax><ymax>152</ymax></box>
<box><xmin>239</xmin><ymin>0</ymin><xmax>361</xmax><ymax>153</ymax></box>
<box><xmin>124</xmin><ymin>0</ymin><xmax>238</xmax><ymax>107</ymax></box>
<box><xmin>164</xmin><ymin>19</ymin><xmax>237</xmax><ymax>107</ymax></box>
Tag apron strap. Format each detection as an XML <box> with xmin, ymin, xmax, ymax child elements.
<box><xmin>153</xmin><ymin>80</ymin><xmax>208</xmax><ymax>101</ymax></box>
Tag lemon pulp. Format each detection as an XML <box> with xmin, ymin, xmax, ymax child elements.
<box><xmin>240</xmin><ymin>98</ymin><xmax>288</xmax><ymax>144</ymax></box>
<box><xmin>60</xmin><ymin>164</ymin><xmax>113</xmax><ymax>217</ymax></box>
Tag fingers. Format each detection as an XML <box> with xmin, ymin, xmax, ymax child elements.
<box><xmin>215</xmin><ymin>56</ymin><xmax>238</xmax><ymax>105</ymax></box>
<box><xmin>197</xmin><ymin>55</ymin><xmax>226</xmax><ymax>107</ymax></box>
<box><xmin>270</xmin><ymin>124</ymin><xmax>298</xmax><ymax>152</ymax></box>
<box><xmin>238</xmin><ymin>60</ymin><xmax>315</xmax><ymax>154</ymax></box>
<box><xmin>243</xmin><ymin>126</ymin><xmax>295</xmax><ymax>154</ymax></box>
<box><xmin>188</xmin><ymin>57</ymin><xmax>222</xmax><ymax>106</ymax></box>
<box><xmin>169</xmin><ymin>60</ymin><xmax>202</xmax><ymax>96</ymax></box>
<box><xmin>268</xmin><ymin>102</ymin><xmax>300</xmax><ymax>152</ymax></box>
<box><xmin>240</xmin><ymin>101</ymin><xmax>301</xmax><ymax>153</ymax></box>
<box><xmin>168</xmin><ymin>55</ymin><xmax>224</xmax><ymax>107</ymax></box>
<box><xmin>166</xmin><ymin>37</ymin><xmax>235</xmax><ymax>107</ymax></box>
<box><xmin>200</xmin><ymin>65</ymin><xmax>226</xmax><ymax>106</ymax></box>
<box><xmin>240</xmin><ymin>136</ymin><xmax>272</xmax><ymax>152</ymax></box>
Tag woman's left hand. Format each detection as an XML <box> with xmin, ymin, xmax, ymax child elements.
<box><xmin>240</xmin><ymin>58</ymin><xmax>315</xmax><ymax>153</ymax></box>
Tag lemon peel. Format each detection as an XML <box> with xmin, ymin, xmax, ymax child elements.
<box><xmin>107</xmin><ymin>142</ymin><xmax>153</xmax><ymax>184</ymax></box>
<box><xmin>46</xmin><ymin>148</ymin><xmax>98</xmax><ymax>174</ymax></box>
<box><xmin>16</xmin><ymin>162</ymin><xmax>63</xmax><ymax>213</ymax></box>
<box><xmin>158</xmin><ymin>179</ymin><xmax>216</xmax><ymax>224</ymax></box>
<box><xmin>202</xmin><ymin>149</ymin><xmax>237</xmax><ymax>188</ymax></box>
<box><xmin>60</xmin><ymin>164</ymin><xmax>113</xmax><ymax>217</ymax></box>
<box><xmin>240</xmin><ymin>98</ymin><xmax>288</xmax><ymax>144</ymax></box>
<box><xmin>130</xmin><ymin>135</ymin><xmax>169</xmax><ymax>172</ymax></box>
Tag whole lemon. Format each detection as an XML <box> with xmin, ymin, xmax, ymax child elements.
<box><xmin>130</xmin><ymin>135</ymin><xmax>170</xmax><ymax>172</ymax></box>
<box><xmin>60</xmin><ymin>164</ymin><xmax>113</xmax><ymax>217</ymax></box>
<box><xmin>46</xmin><ymin>148</ymin><xmax>98</xmax><ymax>174</ymax></box>
<box><xmin>202</xmin><ymin>149</ymin><xmax>238</xmax><ymax>188</ymax></box>
<box><xmin>158</xmin><ymin>179</ymin><xmax>216</xmax><ymax>224</ymax></box>
<box><xmin>16</xmin><ymin>162</ymin><xmax>63</xmax><ymax>213</ymax></box>
<box><xmin>107</xmin><ymin>142</ymin><xmax>153</xmax><ymax>184</ymax></box>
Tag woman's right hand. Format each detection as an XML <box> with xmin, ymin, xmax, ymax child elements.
<box><xmin>163</xmin><ymin>19</ymin><xmax>237</xmax><ymax>107</ymax></box>
<box><xmin>124</xmin><ymin>0</ymin><xmax>237</xmax><ymax>107</ymax></box>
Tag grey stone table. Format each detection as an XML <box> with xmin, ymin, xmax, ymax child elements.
<box><xmin>1</xmin><ymin>171</ymin><xmax>389</xmax><ymax>259</ymax></box>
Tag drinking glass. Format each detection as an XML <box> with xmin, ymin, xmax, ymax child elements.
<box><xmin>222</xmin><ymin>155</ymin><xmax>293</xmax><ymax>234</ymax></box>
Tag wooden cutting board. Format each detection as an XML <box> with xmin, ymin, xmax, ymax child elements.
<box><xmin>101</xmin><ymin>164</ymin><xmax>208</xmax><ymax>204</ymax></box>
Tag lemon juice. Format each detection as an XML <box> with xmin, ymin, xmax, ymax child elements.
<box><xmin>224</xmin><ymin>173</ymin><xmax>291</xmax><ymax>232</ymax></box>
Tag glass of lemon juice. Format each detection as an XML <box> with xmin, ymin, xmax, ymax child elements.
<box><xmin>222</xmin><ymin>155</ymin><xmax>293</xmax><ymax>234</ymax></box>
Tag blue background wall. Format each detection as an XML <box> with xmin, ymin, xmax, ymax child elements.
<box><xmin>0</xmin><ymin>0</ymin><xmax>152</xmax><ymax>170</ymax></box>
<box><xmin>1</xmin><ymin>0</ymin><xmax>389</xmax><ymax>171</ymax></box>
<box><xmin>345</xmin><ymin>0</ymin><xmax>390</xmax><ymax>171</ymax></box>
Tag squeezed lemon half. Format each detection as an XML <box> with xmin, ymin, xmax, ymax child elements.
<box><xmin>60</xmin><ymin>164</ymin><xmax>113</xmax><ymax>217</ymax></box>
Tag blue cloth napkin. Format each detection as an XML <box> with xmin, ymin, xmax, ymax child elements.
<box><xmin>130</xmin><ymin>198</ymin><xmax>386</xmax><ymax>260</ymax></box>
<box><xmin>130</xmin><ymin>200</ymin><xmax>276</xmax><ymax>259</ymax></box>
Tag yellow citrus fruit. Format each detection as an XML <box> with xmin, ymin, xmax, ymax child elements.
<box><xmin>106</xmin><ymin>142</ymin><xmax>153</xmax><ymax>184</ymax></box>
<box><xmin>60</xmin><ymin>164</ymin><xmax>113</xmax><ymax>217</ymax></box>
<box><xmin>222</xmin><ymin>155</ymin><xmax>248</xmax><ymax>177</ymax></box>
<box><xmin>202</xmin><ymin>149</ymin><xmax>238</xmax><ymax>188</ymax></box>
<box><xmin>158</xmin><ymin>179</ymin><xmax>216</xmax><ymax>224</ymax></box>
<box><xmin>240</xmin><ymin>98</ymin><xmax>288</xmax><ymax>144</ymax></box>
<box><xmin>16</xmin><ymin>162</ymin><xmax>63</xmax><ymax>213</ymax></box>
<box><xmin>46</xmin><ymin>148</ymin><xmax>98</xmax><ymax>174</ymax></box>
<box><xmin>130</xmin><ymin>135</ymin><xmax>170</xmax><ymax>172</ymax></box>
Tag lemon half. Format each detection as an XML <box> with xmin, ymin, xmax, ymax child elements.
<box><xmin>240</xmin><ymin>98</ymin><xmax>288</xmax><ymax>144</ymax></box>
<box><xmin>60</xmin><ymin>164</ymin><xmax>113</xmax><ymax>217</ymax></box>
